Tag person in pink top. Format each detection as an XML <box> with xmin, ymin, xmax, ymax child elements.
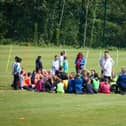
<box><xmin>99</xmin><ymin>78</ymin><xmax>111</xmax><ymax>94</ymax></box>
<box><xmin>36</xmin><ymin>75</ymin><xmax>45</xmax><ymax>92</ymax></box>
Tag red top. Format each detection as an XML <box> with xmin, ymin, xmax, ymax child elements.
<box><xmin>99</xmin><ymin>81</ymin><xmax>111</xmax><ymax>94</ymax></box>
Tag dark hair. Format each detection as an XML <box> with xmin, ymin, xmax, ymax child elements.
<box><xmin>94</xmin><ymin>73</ymin><xmax>99</xmax><ymax>78</ymax></box>
<box><xmin>27</xmin><ymin>72</ymin><xmax>31</xmax><ymax>77</ymax></box>
<box><xmin>15</xmin><ymin>56</ymin><xmax>18</xmax><ymax>60</ymax></box>
<box><xmin>59</xmin><ymin>66</ymin><xmax>63</xmax><ymax>71</ymax></box>
<box><xmin>16</xmin><ymin>57</ymin><xmax>22</xmax><ymax>63</ymax></box>
<box><xmin>36</xmin><ymin>56</ymin><xmax>41</xmax><ymax>61</ymax></box>
<box><xmin>64</xmin><ymin>56</ymin><xmax>67</xmax><ymax>60</ymax></box>
<box><xmin>60</xmin><ymin>51</ymin><xmax>64</xmax><ymax>56</ymax></box>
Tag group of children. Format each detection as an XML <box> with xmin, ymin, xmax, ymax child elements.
<box><xmin>12</xmin><ymin>65</ymin><xmax>121</xmax><ymax>95</ymax></box>
<box><xmin>12</xmin><ymin>51</ymin><xmax>126</xmax><ymax>95</ymax></box>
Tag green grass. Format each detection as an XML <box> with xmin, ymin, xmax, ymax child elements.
<box><xmin>0</xmin><ymin>45</ymin><xmax>126</xmax><ymax>126</ymax></box>
<box><xmin>0</xmin><ymin>91</ymin><xmax>126</xmax><ymax>126</ymax></box>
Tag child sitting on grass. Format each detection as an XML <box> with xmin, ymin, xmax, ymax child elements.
<box><xmin>110</xmin><ymin>71</ymin><xmax>118</xmax><ymax>93</ymax></box>
<box><xmin>86</xmin><ymin>78</ymin><xmax>95</xmax><ymax>94</ymax></box>
<box><xmin>36</xmin><ymin>75</ymin><xmax>45</xmax><ymax>92</ymax></box>
<box><xmin>74</xmin><ymin>73</ymin><xmax>83</xmax><ymax>94</ymax></box>
<box><xmin>67</xmin><ymin>72</ymin><xmax>75</xmax><ymax>93</ymax></box>
<box><xmin>91</xmin><ymin>73</ymin><xmax>100</xmax><ymax>93</ymax></box>
<box><xmin>56</xmin><ymin>80</ymin><xmax>65</xmax><ymax>94</ymax></box>
<box><xmin>99</xmin><ymin>78</ymin><xmax>111</xmax><ymax>94</ymax></box>
<box><xmin>19</xmin><ymin>72</ymin><xmax>33</xmax><ymax>91</ymax></box>
<box><xmin>117</xmin><ymin>67</ymin><xmax>126</xmax><ymax>95</ymax></box>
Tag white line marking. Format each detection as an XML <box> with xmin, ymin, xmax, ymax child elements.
<box><xmin>6</xmin><ymin>45</ymin><xmax>13</xmax><ymax>72</ymax></box>
<box><xmin>85</xmin><ymin>49</ymin><xmax>89</xmax><ymax>68</ymax></box>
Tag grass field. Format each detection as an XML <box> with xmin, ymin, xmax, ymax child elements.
<box><xmin>0</xmin><ymin>45</ymin><xmax>126</xmax><ymax>89</ymax></box>
<box><xmin>0</xmin><ymin>91</ymin><xmax>126</xmax><ymax>126</ymax></box>
<box><xmin>0</xmin><ymin>45</ymin><xmax>126</xmax><ymax>126</ymax></box>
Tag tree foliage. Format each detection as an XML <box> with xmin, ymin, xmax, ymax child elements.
<box><xmin>0</xmin><ymin>0</ymin><xmax>126</xmax><ymax>47</ymax></box>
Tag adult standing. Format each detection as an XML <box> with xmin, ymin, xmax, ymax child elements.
<box><xmin>12</xmin><ymin>56</ymin><xmax>22</xmax><ymax>90</ymax></box>
<box><xmin>99</xmin><ymin>51</ymin><xmax>114</xmax><ymax>80</ymax></box>
<box><xmin>35</xmin><ymin>56</ymin><xmax>43</xmax><ymax>72</ymax></box>
<box><xmin>75</xmin><ymin>52</ymin><xmax>86</xmax><ymax>73</ymax></box>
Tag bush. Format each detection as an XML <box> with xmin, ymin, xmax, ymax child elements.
<box><xmin>0</xmin><ymin>38</ymin><xmax>12</xmax><ymax>45</ymax></box>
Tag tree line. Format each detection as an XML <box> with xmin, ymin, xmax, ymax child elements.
<box><xmin>0</xmin><ymin>0</ymin><xmax>126</xmax><ymax>48</ymax></box>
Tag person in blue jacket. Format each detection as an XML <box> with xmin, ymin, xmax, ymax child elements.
<box><xmin>67</xmin><ymin>73</ymin><xmax>75</xmax><ymax>93</ymax></box>
<box><xmin>75</xmin><ymin>52</ymin><xmax>86</xmax><ymax>73</ymax></box>
<box><xmin>74</xmin><ymin>73</ymin><xmax>83</xmax><ymax>94</ymax></box>
<box><xmin>117</xmin><ymin>67</ymin><xmax>126</xmax><ymax>94</ymax></box>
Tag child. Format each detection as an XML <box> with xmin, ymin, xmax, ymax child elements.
<box><xmin>90</xmin><ymin>69</ymin><xmax>96</xmax><ymax>80</ymax></box>
<box><xmin>92</xmin><ymin>73</ymin><xmax>100</xmax><ymax>93</ymax></box>
<box><xmin>75</xmin><ymin>52</ymin><xmax>86</xmax><ymax>73</ymax></box>
<box><xmin>31</xmin><ymin>70</ymin><xmax>36</xmax><ymax>84</ymax></box>
<box><xmin>36</xmin><ymin>75</ymin><xmax>45</xmax><ymax>92</ymax></box>
<box><xmin>117</xmin><ymin>67</ymin><xmax>126</xmax><ymax>95</ymax></box>
<box><xmin>13</xmin><ymin>56</ymin><xmax>22</xmax><ymax>90</ymax></box>
<box><xmin>86</xmin><ymin>78</ymin><xmax>94</xmax><ymax>94</ymax></box>
<box><xmin>56</xmin><ymin>80</ymin><xmax>65</xmax><ymax>93</ymax></box>
<box><xmin>63</xmin><ymin>75</ymin><xmax>69</xmax><ymax>92</ymax></box>
<box><xmin>24</xmin><ymin>72</ymin><xmax>32</xmax><ymax>87</ymax></box>
<box><xmin>74</xmin><ymin>73</ymin><xmax>83</xmax><ymax>94</ymax></box>
<box><xmin>19</xmin><ymin>70</ymin><xmax>24</xmax><ymax>90</ymax></box>
<box><xmin>110</xmin><ymin>72</ymin><xmax>118</xmax><ymax>93</ymax></box>
<box><xmin>45</xmin><ymin>76</ymin><xmax>53</xmax><ymax>92</ymax></box>
<box><xmin>19</xmin><ymin>72</ymin><xmax>33</xmax><ymax>91</ymax></box>
<box><xmin>99</xmin><ymin>78</ymin><xmax>111</xmax><ymax>94</ymax></box>
<box><xmin>63</xmin><ymin>56</ymin><xmax>68</xmax><ymax>73</ymax></box>
<box><xmin>59</xmin><ymin>51</ymin><xmax>64</xmax><ymax>67</ymax></box>
<box><xmin>34</xmin><ymin>70</ymin><xmax>42</xmax><ymax>84</ymax></box>
<box><xmin>67</xmin><ymin>72</ymin><xmax>75</xmax><ymax>93</ymax></box>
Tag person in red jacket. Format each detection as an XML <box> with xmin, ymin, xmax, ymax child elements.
<box><xmin>99</xmin><ymin>78</ymin><xmax>111</xmax><ymax>94</ymax></box>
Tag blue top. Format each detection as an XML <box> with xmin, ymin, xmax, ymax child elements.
<box><xmin>74</xmin><ymin>77</ymin><xmax>83</xmax><ymax>93</ymax></box>
<box><xmin>67</xmin><ymin>79</ymin><xmax>75</xmax><ymax>93</ymax></box>
<box><xmin>13</xmin><ymin>63</ymin><xmax>21</xmax><ymax>75</ymax></box>
<box><xmin>75</xmin><ymin>57</ymin><xmax>86</xmax><ymax>69</ymax></box>
<box><xmin>117</xmin><ymin>74</ymin><xmax>126</xmax><ymax>89</ymax></box>
<box><xmin>63</xmin><ymin>60</ymin><xmax>68</xmax><ymax>73</ymax></box>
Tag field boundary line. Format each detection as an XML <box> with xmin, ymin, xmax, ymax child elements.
<box><xmin>6</xmin><ymin>45</ymin><xmax>13</xmax><ymax>72</ymax></box>
<box><xmin>85</xmin><ymin>49</ymin><xmax>89</xmax><ymax>69</ymax></box>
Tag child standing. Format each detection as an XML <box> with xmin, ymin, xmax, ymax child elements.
<box><xmin>63</xmin><ymin>56</ymin><xmax>68</xmax><ymax>73</ymax></box>
<box><xmin>75</xmin><ymin>52</ymin><xmax>86</xmax><ymax>73</ymax></box>
<box><xmin>59</xmin><ymin>51</ymin><xmax>64</xmax><ymax>67</ymax></box>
